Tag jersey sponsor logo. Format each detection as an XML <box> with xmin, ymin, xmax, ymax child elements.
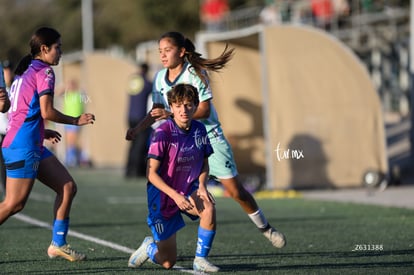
<box><xmin>177</xmin><ymin>155</ymin><xmax>195</xmax><ymax>164</ymax></box>
<box><xmin>180</xmin><ymin>145</ymin><xmax>193</xmax><ymax>152</ymax></box>
<box><xmin>193</xmin><ymin>128</ymin><xmax>209</xmax><ymax>149</ymax></box>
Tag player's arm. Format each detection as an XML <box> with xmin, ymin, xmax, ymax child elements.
<box><xmin>0</xmin><ymin>88</ymin><xmax>10</xmax><ymax>113</ymax></box>
<box><xmin>125</xmin><ymin>112</ymin><xmax>156</xmax><ymax>141</ymax></box>
<box><xmin>197</xmin><ymin>158</ymin><xmax>214</xmax><ymax>203</ymax></box>
<box><xmin>40</xmin><ymin>94</ymin><xmax>95</xmax><ymax>125</ymax></box>
<box><xmin>125</xmin><ymin>103</ymin><xmax>169</xmax><ymax>140</ymax></box>
<box><xmin>192</xmin><ymin>100</ymin><xmax>210</xmax><ymax>120</ymax></box>
<box><xmin>147</xmin><ymin>158</ymin><xmax>194</xmax><ymax>211</ymax></box>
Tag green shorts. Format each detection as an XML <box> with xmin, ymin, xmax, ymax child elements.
<box><xmin>208</xmin><ymin>129</ymin><xmax>238</xmax><ymax>179</ymax></box>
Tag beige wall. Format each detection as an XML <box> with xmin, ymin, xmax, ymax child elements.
<box><xmin>55</xmin><ymin>25</ymin><xmax>388</xmax><ymax>188</ymax></box>
<box><xmin>207</xmin><ymin>39</ymin><xmax>266</xmax><ymax>176</ymax></box>
<box><xmin>56</xmin><ymin>53</ymin><xmax>137</xmax><ymax>167</ymax></box>
<box><xmin>201</xmin><ymin>25</ymin><xmax>387</xmax><ymax>189</ymax></box>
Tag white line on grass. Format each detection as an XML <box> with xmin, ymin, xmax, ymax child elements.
<box><xmin>13</xmin><ymin>213</ymin><xmax>134</xmax><ymax>254</ymax></box>
<box><xmin>12</xmin><ymin>213</ymin><xmax>197</xmax><ymax>274</ymax></box>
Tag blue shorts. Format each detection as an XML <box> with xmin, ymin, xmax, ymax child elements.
<box><xmin>2</xmin><ymin>146</ymin><xmax>53</xmax><ymax>179</ymax></box>
<box><xmin>147</xmin><ymin>211</ymin><xmax>186</xmax><ymax>242</ymax></box>
<box><xmin>147</xmin><ymin>184</ymin><xmax>199</xmax><ymax>241</ymax></box>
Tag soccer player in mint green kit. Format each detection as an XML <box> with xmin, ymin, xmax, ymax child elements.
<box><xmin>128</xmin><ymin>84</ymin><xmax>219</xmax><ymax>272</ymax></box>
<box><xmin>0</xmin><ymin>27</ymin><xmax>95</xmax><ymax>262</ymax></box>
<box><xmin>126</xmin><ymin>31</ymin><xmax>286</xmax><ymax>253</ymax></box>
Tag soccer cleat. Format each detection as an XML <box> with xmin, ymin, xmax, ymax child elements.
<box><xmin>47</xmin><ymin>243</ymin><xmax>86</xmax><ymax>262</ymax></box>
<box><xmin>263</xmin><ymin>227</ymin><xmax>286</xmax><ymax>248</ymax></box>
<box><xmin>193</xmin><ymin>256</ymin><xmax>220</xmax><ymax>273</ymax></box>
<box><xmin>128</xmin><ymin>236</ymin><xmax>154</xmax><ymax>268</ymax></box>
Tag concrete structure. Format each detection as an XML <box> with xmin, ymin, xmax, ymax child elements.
<box><xmin>54</xmin><ymin>52</ymin><xmax>137</xmax><ymax>168</ymax></box>
<box><xmin>196</xmin><ymin>24</ymin><xmax>388</xmax><ymax>189</ymax></box>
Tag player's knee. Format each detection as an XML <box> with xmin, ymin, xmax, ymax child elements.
<box><xmin>161</xmin><ymin>259</ymin><xmax>176</xmax><ymax>269</ymax></box>
<box><xmin>204</xmin><ymin>200</ymin><xmax>215</xmax><ymax>214</ymax></box>
<box><xmin>4</xmin><ymin>200</ymin><xmax>26</xmax><ymax>216</ymax></box>
<box><xmin>63</xmin><ymin>180</ymin><xmax>78</xmax><ymax>198</ymax></box>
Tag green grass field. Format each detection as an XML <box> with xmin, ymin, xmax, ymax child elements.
<box><xmin>1</xmin><ymin>168</ymin><xmax>413</xmax><ymax>274</ymax></box>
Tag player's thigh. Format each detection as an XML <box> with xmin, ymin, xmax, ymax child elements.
<box><xmin>2</xmin><ymin>177</ymin><xmax>35</xmax><ymax>207</ymax></box>
<box><xmin>37</xmin><ymin>154</ymin><xmax>74</xmax><ymax>192</ymax></box>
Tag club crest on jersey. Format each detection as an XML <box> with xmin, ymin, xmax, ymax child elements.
<box><xmin>44</xmin><ymin>68</ymin><xmax>54</xmax><ymax>83</ymax></box>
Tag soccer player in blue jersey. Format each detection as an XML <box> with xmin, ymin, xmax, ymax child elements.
<box><xmin>0</xmin><ymin>27</ymin><xmax>95</xmax><ymax>261</ymax></box>
<box><xmin>126</xmin><ymin>31</ymin><xmax>286</xmax><ymax>250</ymax></box>
<box><xmin>128</xmin><ymin>84</ymin><xmax>219</xmax><ymax>272</ymax></box>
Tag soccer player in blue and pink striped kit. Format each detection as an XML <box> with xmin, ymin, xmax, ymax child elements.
<box><xmin>0</xmin><ymin>27</ymin><xmax>95</xmax><ymax>262</ymax></box>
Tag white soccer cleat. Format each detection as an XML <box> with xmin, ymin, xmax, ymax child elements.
<box><xmin>193</xmin><ymin>256</ymin><xmax>220</xmax><ymax>273</ymax></box>
<box><xmin>128</xmin><ymin>236</ymin><xmax>154</xmax><ymax>268</ymax></box>
<box><xmin>263</xmin><ymin>227</ymin><xmax>286</xmax><ymax>248</ymax></box>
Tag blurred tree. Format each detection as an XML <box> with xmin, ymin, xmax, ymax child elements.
<box><xmin>0</xmin><ymin>0</ymin><xmax>200</xmax><ymax>69</ymax></box>
<box><xmin>0</xmin><ymin>0</ymin><xmax>408</xmax><ymax>70</ymax></box>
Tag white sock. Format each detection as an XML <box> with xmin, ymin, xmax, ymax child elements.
<box><xmin>248</xmin><ymin>209</ymin><xmax>268</xmax><ymax>229</ymax></box>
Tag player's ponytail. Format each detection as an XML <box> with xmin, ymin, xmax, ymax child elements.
<box><xmin>14</xmin><ymin>54</ymin><xmax>32</xmax><ymax>76</ymax></box>
<box><xmin>15</xmin><ymin>27</ymin><xmax>61</xmax><ymax>76</ymax></box>
<box><xmin>159</xmin><ymin>31</ymin><xmax>235</xmax><ymax>86</ymax></box>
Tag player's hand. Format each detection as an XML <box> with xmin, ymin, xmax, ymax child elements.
<box><xmin>0</xmin><ymin>88</ymin><xmax>8</xmax><ymax>100</ymax></box>
<box><xmin>174</xmin><ymin>193</ymin><xmax>194</xmax><ymax>211</ymax></box>
<box><xmin>75</xmin><ymin>113</ymin><xmax>95</xmax><ymax>126</ymax></box>
<box><xmin>44</xmin><ymin>129</ymin><xmax>62</xmax><ymax>144</ymax></box>
<box><xmin>150</xmin><ymin>107</ymin><xmax>171</xmax><ymax>121</ymax></box>
<box><xmin>197</xmin><ymin>187</ymin><xmax>216</xmax><ymax>204</ymax></box>
<box><xmin>125</xmin><ymin>127</ymin><xmax>137</xmax><ymax>141</ymax></box>
<box><xmin>0</xmin><ymin>88</ymin><xmax>11</xmax><ymax>113</ymax></box>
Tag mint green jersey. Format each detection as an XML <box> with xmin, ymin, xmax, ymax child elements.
<box><xmin>152</xmin><ymin>62</ymin><xmax>221</xmax><ymax>136</ymax></box>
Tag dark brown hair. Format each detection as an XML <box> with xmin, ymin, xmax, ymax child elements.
<box><xmin>14</xmin><ymin>27</ymin><xmax>61</xmax><ymax>76</ymax></box>
<box><xmin>159</xmin><ymin>31</ymin><xmax>234</xmax><ymax>86</ymax></box>
<box><xmin>167</xmin><ymin>83</ymin><xmax>200</xmax><ymax>107</ymax></box>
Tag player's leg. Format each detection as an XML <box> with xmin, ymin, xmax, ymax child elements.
<box><xmin>210</xmin><ymin>136</ymin><xmax>286</xmax><ymax>248</ymax></box>
<box><xmin>187</xmin><ymin>190</ymin><xmax>219</xmax><ymax>272</ymax></box>
<box><xmin>129</xmin><ymin>211</ymin><xmax>184</xmax><ymax>269</ymax></box>
<box><xmin>129</xmin><ymin>226</ymin><xmax>180</xmax><ymax>269</ymax></box>
<box><xmin>0</xmin><ymin>177</ymin><xmax>34</xmax><ymax>225</ymax></box>
<box><xmin>37</xmin><ymin>152</ymin><xmax>76</xmax><ymax>222</ymax></box>
<box><xmin>0</xmin><ymin>147</ymin><xmax>38</xmax><ymax>224</ymax></box>
<box><xmin>37</xmin><ymin>149</ymin><xmax>85</xmax><ymax>261</ymax></box>
<box><xmin>153</xmin><ymin>234</ymin><xmax>178</xmax><ymax>269</ymax></box>
<box><xmin>220</xmin><ymin>176</ymin><xmax>286</xmax><ymax>248</ymax></box>
<box><xmin>220</xmin><ymin>176</ymin><xmax>259</xmax><ymax>213</ymax></box>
